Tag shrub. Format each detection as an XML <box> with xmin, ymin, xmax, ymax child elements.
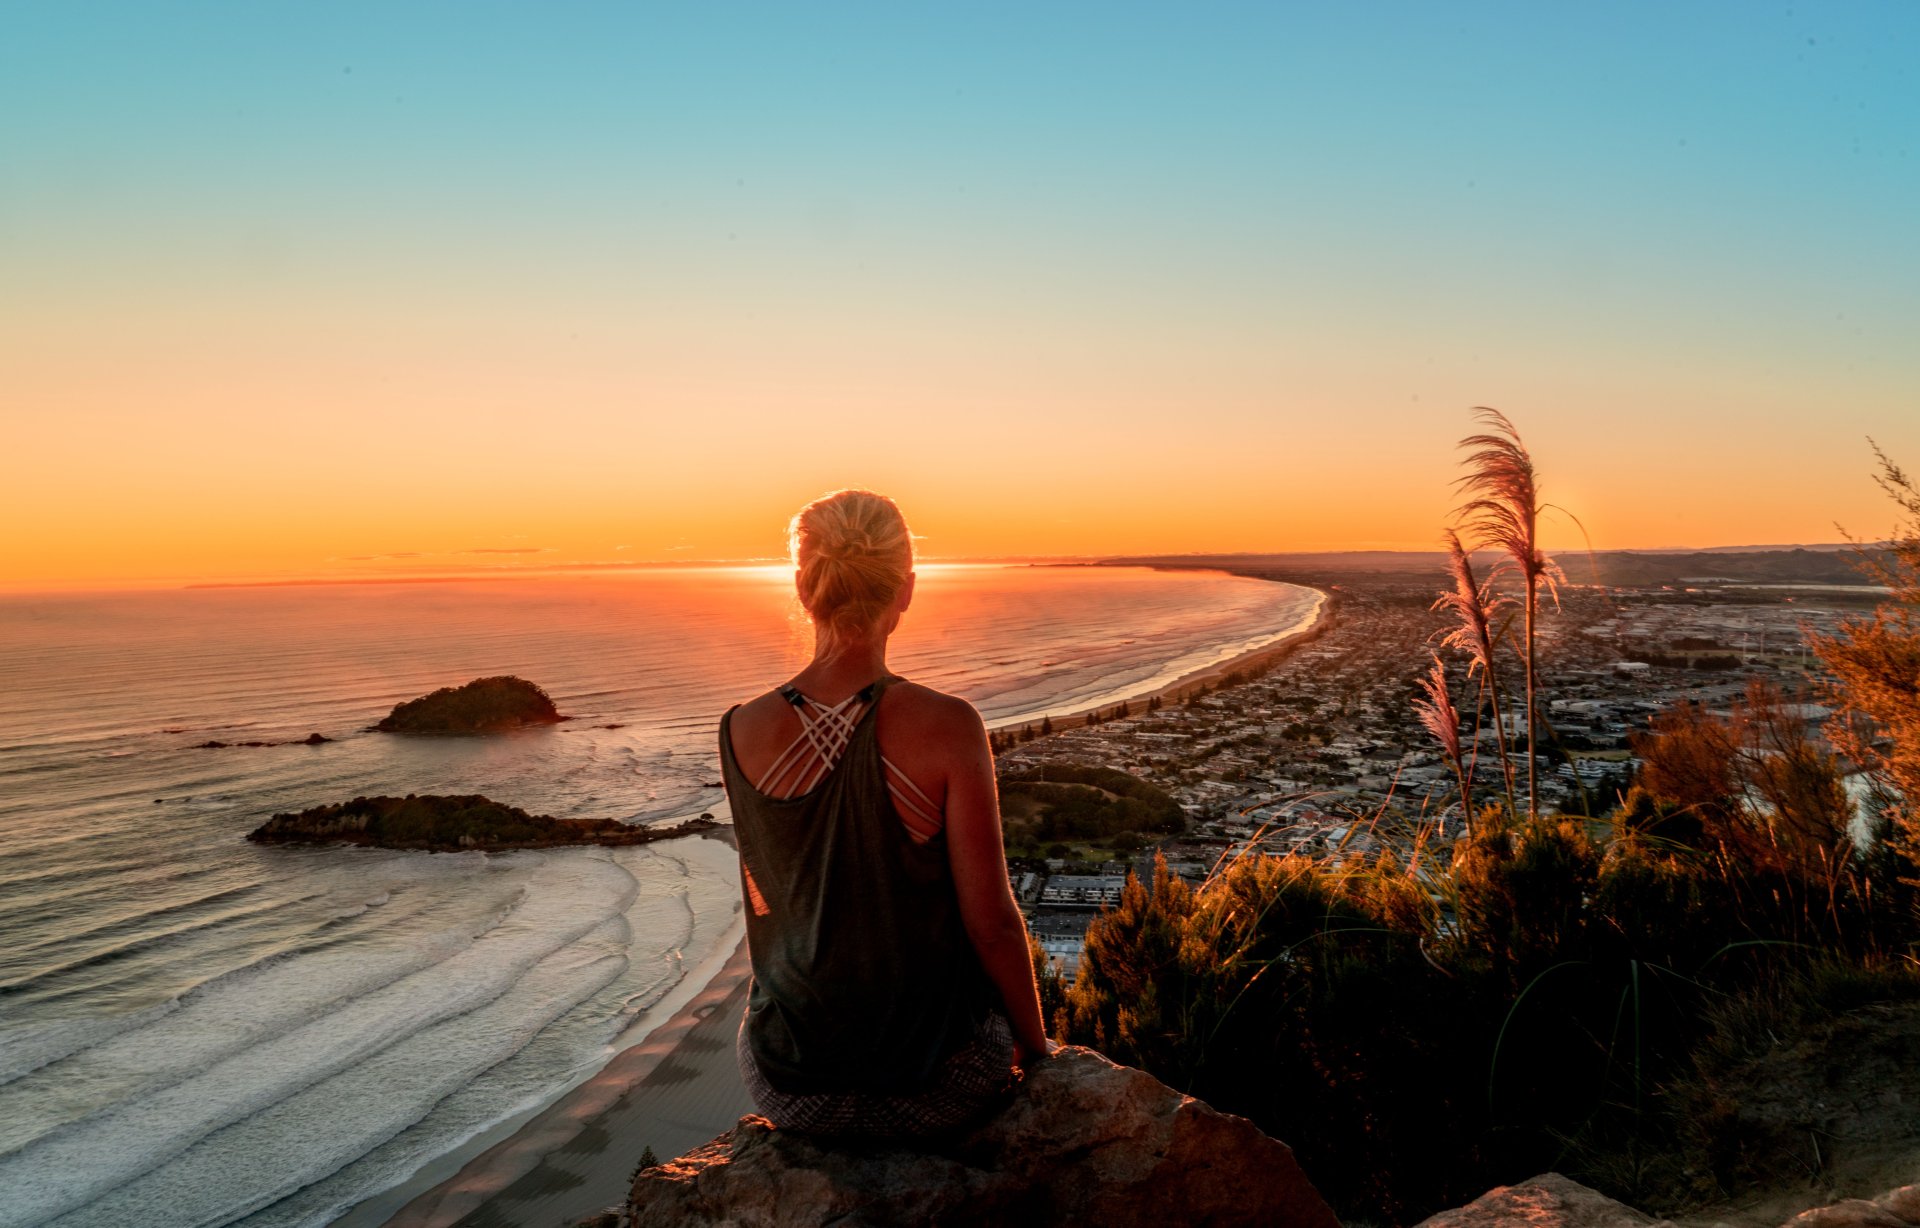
<box><xmin>1061</xmin><ymin>806</ymin><xmax>1916</xmax><ymax>1223</ymax></box>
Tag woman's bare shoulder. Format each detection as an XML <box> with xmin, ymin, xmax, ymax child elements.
<box><xmin>723</xmin><ymin>689</ymin><xmax>791</xmax><ymax>741</ymax></box>
<box><xmin>881</xmin><ymin>681</ymin><xmax>985</xmax><ymax>740</ymax></box>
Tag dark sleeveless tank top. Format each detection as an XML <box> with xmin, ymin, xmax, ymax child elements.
<box><xmin>718</xmin><ymin>674</ymin><xmax>994</xmax><ymax>1095</ymax></box>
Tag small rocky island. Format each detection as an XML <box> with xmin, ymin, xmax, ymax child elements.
<box><xmin>373</xmin><ymin>676</ymin><xmax>566</xmax><ymax>734</ymax></box>
<box><xmin>248</xmin><ymin>794</ymin><xmax>718</xmax><ymax>852</ymax></box>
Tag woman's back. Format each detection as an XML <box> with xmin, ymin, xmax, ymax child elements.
<box><xmin>721</xmin><ymin>673</ymin><xmax>994</xmax><ymax>1095</ymax></box>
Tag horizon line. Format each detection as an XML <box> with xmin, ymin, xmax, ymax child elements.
<box><xmin>0</xmin><ymin>540</ymin><xmax>1881</xmax><ymax>597</ymax></box>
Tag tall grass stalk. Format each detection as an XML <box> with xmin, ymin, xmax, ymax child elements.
<box><xmin>1455</xmin><ymin>407</ymin><xmax>1560</xmax><ymax>817</ymax></box>
<box><xmin>1414</xmin><ymin>652</ymin><xmax>1473</xmax><ymax>834</ymax></box>
<box><xmin>1433</xmin><ymin>528</ymin><xmax>1518</xmax><ymax>818</ymax></box>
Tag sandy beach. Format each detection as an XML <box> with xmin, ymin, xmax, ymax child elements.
<box><xmin>992</xmin><ymin>580</ymin><xmax>1335</xmax><ymax>732</ymax></box>
<box><xmin>344</xmin><ymin>579</ymin><xmax>1332</xmax><ymax>1228</ymax></box>
<box><xmin>340</xmin><ymin>935</ymin><xmax>755</xmax><ymax>1228</ymax></box>
<box><xmin>1123</xmin><ymin>582</ymin><xmax>1335</xmax><ymax>707</ymax></box>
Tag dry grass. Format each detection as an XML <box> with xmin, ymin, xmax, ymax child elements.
<box><xmin>1452</xmin><ymin>407</ymin><xmax>1569</xmax><ymax>818</ymax></box>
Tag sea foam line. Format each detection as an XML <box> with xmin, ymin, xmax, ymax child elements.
<box><xmin>0</xmin><ymin>853</ymin><xmax>638</xmax><ymax>1228</ymax></box>
<box><xmin>50</xmin><ymin>922</ymin><xmax>635</xmax><ymax>1228</ymax></box>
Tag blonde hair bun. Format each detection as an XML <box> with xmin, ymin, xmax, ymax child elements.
<box><xmin>789</xmin><ymin>490</ymin><xmax>914</xmax><ymax>645</ymax></box>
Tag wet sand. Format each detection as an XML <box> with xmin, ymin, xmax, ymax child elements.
<box><xmin>367</xmin><ymin>938</ymin><xmax>755</xmax><ymax>1228</ymax></box>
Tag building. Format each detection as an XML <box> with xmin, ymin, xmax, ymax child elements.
<box><xmin>1038</xmin><ymin>874</ymin><xmax>1128</xmax><ymax>909</ymax></box>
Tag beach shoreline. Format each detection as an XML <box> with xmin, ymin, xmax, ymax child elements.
<box><xmin>984</xmin><ymin>578</ymin><xmax>1335</xmax><ymax>733</ymax></box>
<box><xmin>338</xmin><ymin>922</ymin><xmax>753</xmax><ymax>1228</ymax></box>
<box><xmin>350</xmin><ymin>577</ymin><xmax>1333</xmax><ymax>1228</ymax></box>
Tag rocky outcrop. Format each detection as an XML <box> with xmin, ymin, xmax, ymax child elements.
<box><xmin>625</xmin><ymin>1045</ymin><xmax>1338</xmax><ymax>1228</ymax></box>
<box><xmin>373</xmin><ymin>676</ymin><xmax>565</xmax><ymax>733</ymax></box>
<box><xmin>195</xmin><ymin>732</ymin><xmax>331</xmax><ymax>748</ymax></box>
<box><xmin>247</xmin><ymin>794</ymin><xmax>718</xmax><ymax>852</ymax></box>
<box><xmin>1416</xmin><ymin>1176</ymin><xmax>1920</xmax><ymax>1228</ymax></box>
<box><xmin>1416</xmin><ymin>1174</ymin><xmax>1675</xmax><ymax>1228</ymax></box>
<box><xmin>1785</xmin><ymin>1187</ymin><xmax>1920</xmax><ymax>1228</ymax></box>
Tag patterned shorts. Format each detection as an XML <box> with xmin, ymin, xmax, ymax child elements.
<box><xmin>736</xmin><ymin>1009</ymin><xmax>1015</xmax><ymax>1138</ymax></box>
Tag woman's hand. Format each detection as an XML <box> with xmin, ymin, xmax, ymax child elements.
<box><xmin>1013</xmin><ymin>1037</ymin><xmax>1058</xmax><ymax>1070</ymax></box>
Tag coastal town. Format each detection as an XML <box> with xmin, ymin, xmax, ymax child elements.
<box><xmin>1000</xmin><ymin>564</ymin><xmax>1874</xmax><ymax>977</ymax></box>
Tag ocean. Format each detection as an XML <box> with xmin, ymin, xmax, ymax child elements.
<box><xmin>0</xmin><ymin>563</ymin><xmax>1321</xmax><ymax>1227</ymax></box>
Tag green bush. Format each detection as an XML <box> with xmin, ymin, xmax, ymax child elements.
<box><xmin>1060</xmin><ymin>810</ymin><xmax>1916</xmax><ymax>1225</ymax></box>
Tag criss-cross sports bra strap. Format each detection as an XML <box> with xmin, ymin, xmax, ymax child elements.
<box><xmin>754</xmin><ymin>682</ymin><xmax>944</xmax><ymax>844</ymax></box>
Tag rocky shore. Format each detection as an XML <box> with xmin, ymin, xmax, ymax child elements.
<box><xmin>247</xmin><ymin>793</ymin><xmax>719</xmax><ymax>852</ymax></box>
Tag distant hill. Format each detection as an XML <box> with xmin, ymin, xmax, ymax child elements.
<box><xmin>1103</xmin><ymin>551</ymin><xmax>1451</xmax><ymax>576</ymax></box>
<box><xmin>1678</xmin><ymin>542</ymin><xmax>1854</xmax><ymax>554</ymax></box>
<box><xmin>1558</xmin><ymin>548</ymin><xmax>1880</xmax><ymax>587</ymax></box>
<box><xmin>373</xmin><ymin>676</ymin><xmax>565</xmax><ymax>733</ymax></box>
<box><xmin>1103</xmin><ymin>547</ymin><xmax>1887</xmax><ymax>588</ymax></box>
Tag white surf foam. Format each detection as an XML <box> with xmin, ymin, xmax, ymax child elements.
<box><xmin>0</xmin><ymin>880</ymin><xmax>518</xmax><ymax>1153</ymax></box>
<box><xmin>49</xmin><ymin>918</ymin><xmax>635</xmax><ymax>1228</ymax></box>
<box><xmin>0</xmin><ymin>852</ymin><xmax>636</xmax><ymax>1228</ymax></box>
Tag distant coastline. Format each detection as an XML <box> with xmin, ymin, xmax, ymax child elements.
<box><xmin>984</xmin><ymin>575</ymin><xmax>1332</xmax><ymax>734</ymax></box>
<box><xmin>1094</xmin><ymin>546</ymin><xmax>1886</xmax><ymax>589</ymax></box>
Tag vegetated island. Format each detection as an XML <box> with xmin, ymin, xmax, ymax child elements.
<box><xmin>247</xmin><ymin>794</ymin><xmax>718</xmax><ymax>852</ymax></box>
<box><xmin>372</xmin><ymin>676</ymin><xmax>566</xmax><ymax>733</ymax></box>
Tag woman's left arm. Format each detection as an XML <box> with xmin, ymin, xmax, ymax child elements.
<box><xmin>940</xmin><ymin>702</ymin><xmax>1050</xmax><ymax>1067</ymax></box>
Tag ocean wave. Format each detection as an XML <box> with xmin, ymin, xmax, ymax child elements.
<box><xmin>0</xmin><ymin>853</ymin><xmax>638</xmax><ymax>1227</ymax></box>
<box><xmin>0</xmin><ymin>853</ymin><xmax>214</xmax><ymax>896</ymax></box>
<box><xmin>125</xmin><ymin>929</ymin><xmax>634</xmax><ymax>1228</ymax></box>
<box><xmin>0</xmin><ymin>887</ymin><xmax>514</xmax><ymax>1149</ymax></box>
<box><xmin>4</xmin><ymin>881</ymin><xmax>276</xmax><ymax>962</ymax></box>
<box><xmin>0</xmin><ymin>1002</ymin><xmax>182</xmax><ymax>1089</ymax></box>
<box><xmin>0</xmin><ymin>889</ymin><xmax>316</xmax><ymax>1002</ymax></box>
<box><xmin>249</xmin><ymin>845</ymin><xmax>737</xmax><ymax>1227</ymax></box>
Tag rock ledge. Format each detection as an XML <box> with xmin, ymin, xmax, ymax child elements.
<box><xmin>626</xmin><ymin>1045</ymin><xmax>1339</xmax><ymax>1228</ymax></box>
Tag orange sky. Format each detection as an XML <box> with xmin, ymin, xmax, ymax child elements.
<box><xmin>4</xmin><ymin>310</ymin><xmax>1914</xmax><ymax>590</ymax></box>
<box><xmin>6</xmin><ymin>279</ymin><xmax>1913</xmax><ymax>590</ymax></box>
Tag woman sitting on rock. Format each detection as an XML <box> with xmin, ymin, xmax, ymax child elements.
<box><xmin>719</xmin><ymin>488</ymin><xmax>1052</xmax><ymax>1137</ymax></box>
